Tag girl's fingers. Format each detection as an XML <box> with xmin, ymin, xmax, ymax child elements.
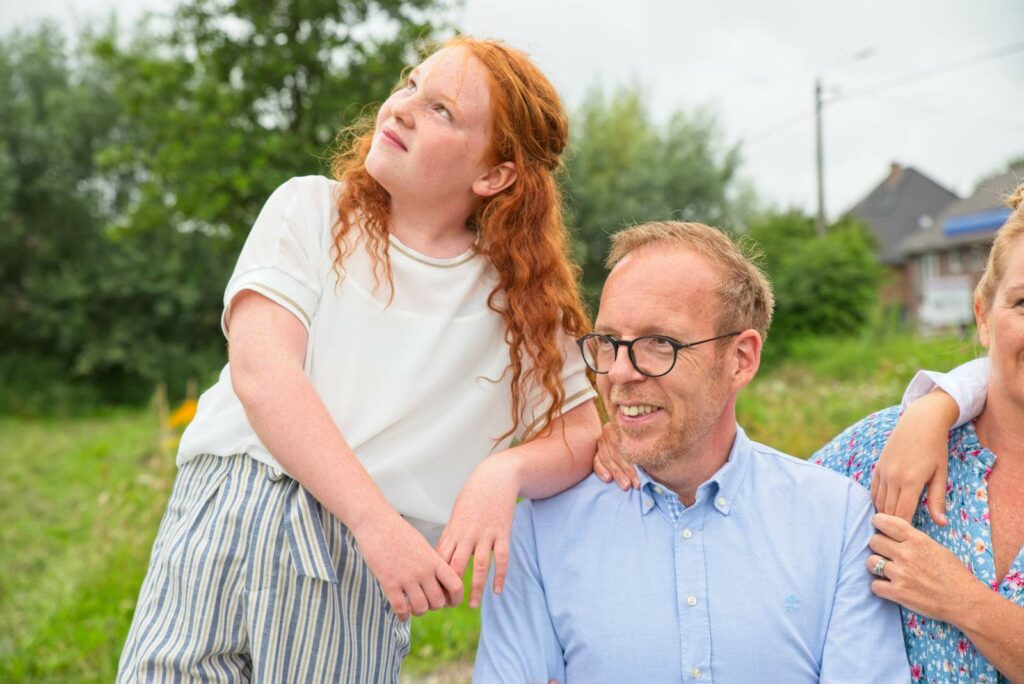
<box><xmin>469</xmin><ymin>541</ymin><xmax>494</xmax><ymax>609</ymax></box>
<box><xmin>492</xmin><ymin>536</ymin><xmax>510</xmax><ymax>595</ymax></box>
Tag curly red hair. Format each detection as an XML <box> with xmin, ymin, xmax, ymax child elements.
<box><xmin>330</xmin><ymin>36</ymin><xmax>590</xmax><ymax>441</ymax></box>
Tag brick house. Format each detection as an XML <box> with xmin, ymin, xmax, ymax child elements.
<box><xmin>847</xmin><ymin>163</ymin><xmax>959</xmax><ymax>324</ymax></box>
<box><xmin>898</xmin><ymin>167</ymin><xmax>1021</xmax><ymax>330</ymax></box>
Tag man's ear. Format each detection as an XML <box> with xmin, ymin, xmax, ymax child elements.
<box><xmin>731</xmin><ymin>329</ymin><xmax>762</xmax><ymax>391</ymax></box>
<box><xmin>472</xmin><ymin>161</ymin><xmax>517</xmax><ymax>198</ymax></box>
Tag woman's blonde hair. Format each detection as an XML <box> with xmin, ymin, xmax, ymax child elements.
<box><xmin>329</xmin><ymin>37</ymin><xmax>589</xmax><ymax>441</ymax></box>
<box><xmin>975</xmin><ymin>183</ymin><xmax>1024</xmax><ymax>310</ymax></box>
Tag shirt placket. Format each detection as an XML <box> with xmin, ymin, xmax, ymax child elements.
<box><xmin>674</xmin><ymin>499</ymin><xmax>712</xmax><ymax>682</ymax></box>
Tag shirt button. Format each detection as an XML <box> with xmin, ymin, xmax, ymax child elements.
<box><xmin>687</xmin><ymin>595</ymin><xmax>698</xmax><ymax>607</ymax></box>
<box><xmin>653</xmin><ymin>485</ymin><xmax>663</xmax><ymax>495</ymax></box>
<box><xmin>691</xmin><ymin>667</ymin><xmax>702</xmax><ymax>679</ymax></box>
<box><xmin>682</xmin><ymin>528</ymin><xmax>693</xmax><ymax>539</ymax></box>
<box><xmin>716</xmin><ymin>496</ymin><xmax>727</xmax><ymax>507</ymax></box>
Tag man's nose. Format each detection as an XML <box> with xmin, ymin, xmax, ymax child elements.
<box><xmin>606</xmin><ymin>346</ymin><xmax>645</xmax><ymax>385</ymax></box>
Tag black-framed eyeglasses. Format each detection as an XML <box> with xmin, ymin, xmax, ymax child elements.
<box><xmin>576</xmin><ymin>331</ymin><xmax>740</xmax><ymax>378</ymax></box>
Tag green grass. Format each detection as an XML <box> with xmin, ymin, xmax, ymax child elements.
<box><xmin>739</xmin><ymin>332</ymin><xmax>978</xmax><ymax>456</ymax></box>
<box><xmin>0</xmin><ymin>332</ymin><xmax>979</xmax><ymax>681</ymax></box>
<box><xmin>0</xmin><ymin>408</ymin><xmax>171</xmax><ymax>682</ymax></box>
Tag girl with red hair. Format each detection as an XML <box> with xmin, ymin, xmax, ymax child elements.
<box><xmin>118</xmin><ymin>37</ymin><xmax>600</xmax><ymax>682</ymax></box>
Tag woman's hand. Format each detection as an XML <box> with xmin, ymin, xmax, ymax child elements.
<box><xmin>871</xmin><ymin>391</ymin><xmax>958</xmax><ymax>525</ymax></box>
<box><xmin>866</xmin><ymin>513</ymin><xmax>984</xmax><ymax>624</ymax></box>
<box><xmin>350</xmin><ymin>509</ymin><xmax>464</xmax><ymax>622</ymax></box>
<box><xmin>592</xmin><ymin>423</ymin><xmax>639</xmax><ymax>490</ymax></box>
<box><xmin>437</xmin><ymin>456</ymin><xmax>521</xmax><ymax>608</ymax></box>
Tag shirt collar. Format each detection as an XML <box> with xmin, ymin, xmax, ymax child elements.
<box><xmin>954</xmin><ymin>420</ymin><xmax>997</xmax><ymax>471</ymax></box>
<box><xmin>635</xmin><ymin>425</ymin><xmax>753</xmax><ymax>518</ymax></box>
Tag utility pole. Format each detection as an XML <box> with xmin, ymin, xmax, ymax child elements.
<box><xmin>812</xmin><ymin>48</ymin><xmax>874</xmax><ymax>238</ymax></box>
<box><xmin>814</xmin><ymin>78</ymin><xmax>826</xmax><ymax>237</ymax></box>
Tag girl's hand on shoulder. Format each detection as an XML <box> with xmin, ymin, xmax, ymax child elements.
<box><xmin>871</xmin><ymin>391</ymin><xmax>958</xmax><ymax>525</ymax></box>
<box><xmin>437</xmin><ymin>456</ymin><xmax>521</xmax><ymax>609</ymax></box>
<box><xmin>350</xmin><ymin>510</ymin><xmax>463</xmax><ymax>622</ymax></box>
<box><xmin>593</xmin><ymin>422</ymin><xmax>639</xmax><ymax>491</ymax></box>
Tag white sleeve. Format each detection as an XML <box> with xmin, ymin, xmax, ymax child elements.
<box><xmin>221</xmin><ymin>177</ymin><xmax>327</xmax><ymax>336</ymax></box>
<box><xmin>900</xmin><ymin>357</ymin><xmax>990</xmax><ymax>428</ymax></box>
<box><xmin>516</xmin><ymin>331</ymin><xmax>597</xmax><ymax>441</ymax></box>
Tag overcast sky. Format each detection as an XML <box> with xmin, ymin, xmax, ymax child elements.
<box><xmin>4</xmin><ymin>0</ymin><xmax>1023</xmax><ymax>218</ymax></box>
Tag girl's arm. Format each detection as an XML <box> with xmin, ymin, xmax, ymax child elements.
<box><xmin>228</xmin><ymin>290</ymin><xmax>463</xmax><ymax>620</ymax></box>
<box><xmin>436</xmin><ymin>399</ymin><xmax>600</xmax><ymax>608</ymax></box>
<box><xmin>873</xmin><ymin>358</ymin><xmax>990</xmax><ymax>524</ymax></box>
<box><xmin>868</xmin><ymin>514</ymin><xmax>1024</xmax><ymax>681</ymax></box>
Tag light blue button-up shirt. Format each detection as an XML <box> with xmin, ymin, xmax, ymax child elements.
<box><xmin>474</xmin><ymin>426</ymin><xmax>910</xmax><ymax>683</ymax></box>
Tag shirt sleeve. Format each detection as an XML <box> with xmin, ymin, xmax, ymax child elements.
<box><xmin>516</xmin><ymin>331</ymin><xmax>597</xmax><ymax>441</ymax></box>
<box><xmin>221</xmin><ymin>177</ymin><xmax>326</xmax><ymax>337</ymax></box>
<box><xmin>473</xmin><ymin>501</ymin><xmax>566</xmax><ymax>684</ymax></box>
<box><xmin>900</xmin><ymin>357</ymin><xmax>990</xmax><ymax>429</ymax></box>
<box><xmin>819</xmin><ymin>484</ymin><xmax>911</xmax><ymax>683</ymax></box>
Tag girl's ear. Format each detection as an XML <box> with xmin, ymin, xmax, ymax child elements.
<box><xmin>472</xmin><ymin>161</ymin><xmax>517</xmax><ymax>198</ymax></box>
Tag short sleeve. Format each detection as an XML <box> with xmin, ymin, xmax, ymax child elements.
<box><xmin>221</xmin><ymin>177</ymin><xmax>328</xmax><ymax>337</ymax></box>
<box><xmin>473</xmin><ymin>501</ymin><xmax>566</xmax><ymax>683</ymax></box>
<box><xmin>900</xmin><ymin>357</ymin><xmax>990</xmax><ymax>428</ymax></box>
<box><xmin>516</xmin><ymin>332</ymin><xmax>596</xmax><ymax>441</ymax></box>
<box><xmin>818</xmin><ymin>482</ymin><xmax>911</xmax><ymax>682</ymax></box>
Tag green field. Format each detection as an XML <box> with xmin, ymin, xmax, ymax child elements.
<box><xmin>0</xmin><ymin>333</ymin><xmax>978</xmax><ymax>682</ymax></box>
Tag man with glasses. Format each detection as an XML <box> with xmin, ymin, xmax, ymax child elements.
<box><xmin>472</xmin><ymin>221</ymin><xmax>909</xmax><ymax>683</ymax></box>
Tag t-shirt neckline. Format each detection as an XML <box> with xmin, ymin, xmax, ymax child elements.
<box><xmin>388</xmin><ymin>232</ymin><xmax>478</xmax><ymax>268</ymax></box>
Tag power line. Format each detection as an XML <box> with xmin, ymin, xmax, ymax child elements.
<box><xmin>743</xmin><ymin>109</ymin><xmax>815</xmax><ymax>145</ymax></box>
<box><xmin>865</xmin><ymin>92</ymin><xmax>1024</xmax><ymax>135</ymax></box>
<box><xmin>739</xmin><ymin>40</ymin><xmax>1024</xmax><ymax>148</ymax></box>
<box><xmin>835</xmin><ymin>40</ymin><xmax>1024</xmax><ymax>103</ymax></box>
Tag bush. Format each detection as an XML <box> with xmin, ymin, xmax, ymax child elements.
<box><xmin>745</xmin><ymin>211</ymin><xmax>883</xmax><ymax>361</ymax></box>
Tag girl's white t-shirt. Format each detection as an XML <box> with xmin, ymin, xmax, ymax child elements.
<box><xmin>177</xmin><ymin>176</ymin><xmax>595</xmax><ymax>533</ymax></box>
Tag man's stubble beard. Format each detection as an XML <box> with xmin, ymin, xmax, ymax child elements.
<box><xmin>618</xmin><ymin>353</ymin><xmax>731</xmax><ymax>473</ymax></box>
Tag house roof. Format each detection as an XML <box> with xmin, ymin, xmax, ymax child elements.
<box><xmin>847</xmin><ymin>163</ymin><xmax>958</xmax><ymax>265</ymax></box>
<box><xmin>898</xmin><ymin>167</ymin><xmax>1024</xmax><ymax>257</ymax></box>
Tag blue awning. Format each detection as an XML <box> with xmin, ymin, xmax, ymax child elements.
<box><xmin>943</xmin><ymin>207</ymin><xmax>1013</xmax><ymax>236</ymax></box>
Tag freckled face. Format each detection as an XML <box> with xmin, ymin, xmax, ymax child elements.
<box><xmin>978</xmin><ymin>239</ymin><xmax>1024</xmax><ymax>408</ymax></box>
<box><xmin>594</xmin><ymin>247</ymin><xmax>733</xmax><ymax>470</ymax></box>
<box><xmin>364</xmin><ymin>46</ymin><xmax>495</xmax><ymax>206</ymax></box>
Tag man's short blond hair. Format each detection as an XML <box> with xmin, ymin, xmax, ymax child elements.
<box><xmin>607</xmin><ymin>221</ymin><xmax>775</xmax><ymax>340</ymax></box>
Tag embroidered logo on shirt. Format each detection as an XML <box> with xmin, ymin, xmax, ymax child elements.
<box><xmin>784</xmin><ymin>594</ymin><xmax>801</xmax><ymax>614</ymax></box>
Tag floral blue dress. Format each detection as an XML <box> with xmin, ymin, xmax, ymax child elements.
<box><xmin>815</xmin><ymin>406</ymin><xmax>1024</xmax><ymax>684</ymax></box>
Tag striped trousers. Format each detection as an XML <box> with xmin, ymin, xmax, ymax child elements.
<box><xmin>117</xmin><ymin>454</ymin><xmax>410</xmax><ymax>683</ymax></box>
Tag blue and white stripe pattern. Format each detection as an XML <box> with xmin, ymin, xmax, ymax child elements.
<box><xmin>118</xmin><ymin>454</ymin><xmax>409</xmax><ymax>682</ymax></box>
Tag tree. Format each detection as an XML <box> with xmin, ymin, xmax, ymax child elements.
<box><xmin>94</xmin><ymin>0</ymin><xmax>448</xmax><ymax>251</ymax></box>
<box><xmin>745</xmin><ymin>211</ymin><xmax>882</xmax><ymax>351</ymax></box>
<box><xmin>84</xmin><ymin>0</ymin><xmax>451</xmax><ymax>399</ymax></box>
<box><xmin>0</xmin><ymin>0</ymin><xmax>451</xmax><ymax>410</ymax></box>
<box><xmin>0</xmin><ymin>24</ymin><xmax>135</xmax><ymax>408</ymax></box>
<box><xmin>563</xmin><ymin>86</ymin><xmax>750</xmax><ymax>304</ymax></box>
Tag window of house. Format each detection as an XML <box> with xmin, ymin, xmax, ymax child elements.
<box><xmin>919</xmin><ymin>253</ymin><xmax>939</xmax><ymax>286</ymax></box>
<box><xmin>972</xmin><ymin>244</ymin><xmax>990</xmax><ymax>269</ymax></box>
<box><xmin>948</xmin><ymin>248</ymin><xmax>965</xmax><ymax>274</ymax></box>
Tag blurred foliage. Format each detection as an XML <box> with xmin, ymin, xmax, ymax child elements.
<box><xmin>563</xmin><ymin>86</ymin><xmax>753</xmax><ymax>306</ymax></box>
<box><xmin>745</xmin><ymin>210</ymin><xmax>884</xmax><ymax>360</ymax></box>
<box><xmin>0</xmin><ymin>1</ymin><xmax>449</xmax><ymax>412</ymax></box>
